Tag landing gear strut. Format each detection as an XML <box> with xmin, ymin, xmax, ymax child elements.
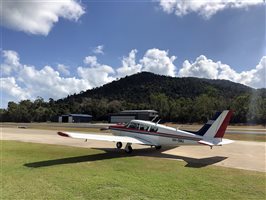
<box><xmin>116</xmin><ymin>142</ymin><xmax>122</xmax><ymax>149</ymax></box>
<box><xmin>125</xmin><ymin>143</ymin><xmax>133</xmax><ymax>154</ymax></box>
<box><xmin>155</xmin><ymin>145</ymin><xmax>162</xmax><ymax>150</ymax></box>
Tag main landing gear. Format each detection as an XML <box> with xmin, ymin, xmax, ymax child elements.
<box><xmin>155</xmin><ymin>145</ymin><xmax>162</xmax><ymax>150</ymax></box>
<box><xmin>125</xmin><ymin>143</ymin><xmax>133</xmax><ymax>154</ymax></box>
<box><xmin>116</xmin><ymin>142</ymin><xmax>132</xmax><ymax>153</ymax></box>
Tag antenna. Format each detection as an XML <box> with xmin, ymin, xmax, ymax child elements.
<box><xmin>151</xmin><ymin>115</ymin><xmax>159</xmax><ymax>122</ymax></box>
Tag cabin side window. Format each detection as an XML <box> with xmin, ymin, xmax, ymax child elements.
<box><xmin>139</xmin><ymin>124</ymin><xmax>150</xmax><ymax>131</ymax></box>
<box><xmin>149</xmin><ymin>126</ymin><xmax>158</xmax><ymax>132</ymax></box>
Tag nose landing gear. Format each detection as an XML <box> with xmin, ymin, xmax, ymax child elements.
<box><xmin>116</xmin><ymin>142</ymin><xmax>122</xmax><ymax>149</ymax></box>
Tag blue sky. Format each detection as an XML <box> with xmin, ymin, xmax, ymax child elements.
<box><xmin>1</xmin><ymin>0</ymin><xmax>265</xmax><ymax>108</ymax></box>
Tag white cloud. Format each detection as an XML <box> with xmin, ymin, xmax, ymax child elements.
<box><xmin>83</xmin><ymin>56</ymin><xmax>98</xmax><ymax>66</ymax></box>
<box><xmin>1</xmin><ymin>77</ymin><xmax>30</xmax><ymax>100</ymax></box>
<box><xmin>140</xmin><ymin>48</ymin><xmax>176</xmax><ymax>77</ymax></box>
<box><xmin>158</xmin><ymin>0</ymin><xmax>263</xmax><ymax>19</ymax></box>
<box><xmin>93</xmin><ymin>45</ymin><xmax>104</xmax><ymax>55</ymax></box>
<box><xmin>0</xmin><ymin>50</ymin><xmax>91</xmax><ymax>106</ymax></box>
<box><xmin>178</xmin><ymin>55</ymin><xmax>219</xmax><ymax>79</ymax></box>
<box><xmin>242</xmin><ymin>56</ymin><xmax>266</xmax><ymax>88</ymax></box>
<box><xmin>1</xmin><ymin>0</ymin><xmax>85</xmax><ymax>35</ymax></box>
<box><xmin>17</xmin><ymin>65</ymin><xmax>90</xmax><ymax>100</ymax></box>
<box><xmin>78</xmin><ymin>56</ymin><xmax>115</xmax><ymax>87</ymax></box>
<box><xmin>57</xmin><ymin>64</ymin><xmax>70</xmax><ymax>76</ymax></box>
<box><xmin>116</xmin><ymin>49</ymin><xmax>142</xmax><ymax>77</ymax></box>
<box><xmin>0</xmin><ymin>50</ymin><xmax>21</xmax><ymax>75</ymax></box>
<box><xmin>178</xmin><ymin>55</ymin><xmax>266</xmax><ymax>88</ymax></box>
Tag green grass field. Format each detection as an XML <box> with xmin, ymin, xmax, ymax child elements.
<box><xmin>1</xmin><ymin>141</ymin><xmax>265</xmax><ymax>200</ymax></box>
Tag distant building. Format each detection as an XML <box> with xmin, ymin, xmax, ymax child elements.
<box><xmin>58</xmin><ymin>114</ymin><xmax>92</xmax><ymax>123</ymax></box>
<box><xmin>109</xmin><ymin>110</ymin><xmax>158</xmax><ymax>123</ymax></box>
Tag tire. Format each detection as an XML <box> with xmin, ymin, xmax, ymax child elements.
<box><xmin>116</xmin><ymin>142</ymin><xmax>122</xmax><ymax>149</ymax></box>
<box><xmin>125</xmin><ymin>145</ymin><xmax>133</xmax><ymax>154</ymax></box>
<box><xmin>155</xmin><ymin>145</ymin><xmax>162</xmax><ymax>150</ymax></box>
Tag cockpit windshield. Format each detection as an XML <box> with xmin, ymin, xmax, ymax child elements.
<box><xmin>127</xmin><ymin>122</ymin><xmax>139</xmax><ymax>129</ymax></box>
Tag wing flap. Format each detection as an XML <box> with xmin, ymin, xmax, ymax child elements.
<box><xmin>57</xmin><ymin>131</ymin><xmax>153</xmax><ymax>145</ymax></box>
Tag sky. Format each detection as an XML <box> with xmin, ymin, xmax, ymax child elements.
<box><xmin>1</xmin><ymin>0</ymin><xmax>266</xmax><ymax>108</ymax></box>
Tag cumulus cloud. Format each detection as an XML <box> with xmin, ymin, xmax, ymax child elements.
<box><xmin>116</xmin><ymin>48</ymin><xmax>177</xmax><ymax>77</ymax></box>
<box><xmin>78</xmin><ymin>56</ymin><xmax>115</xmax><ymax>87</ymax></box>
<box><xmin>140</xmin><ymin>48</ymin><xmax>176</xmax><ymax>76</ymax></box>
<box><xmin>0</xmin><ymin>50</ymin><xmax>91</xmax><ymax>106</ymax></box>
<box><xmin>178</xmin><ymin>55</ymin><xmax>266</xmax><ymax>88</ymax></box>
<box><xmin>116</xmin><ymin>49</ymin><xmax>142</xmax><ymax>77</ymax></box>
<box><xmin>1</xmin><ymin>0</ymin><xmax>85</xmax><ymax>35</ymax></box>
<box><xmin>0</xmin><ymin>50</ymin><xmax>21</xmax><ymax>75</ymax></box>
<box><xmin>93</xmin><ymin>45</ymin><xmax>104</xmax><ymax>54</ymax></box>
<box><xmin>57</xmin><ymin>64</ymin><xmax>70</xmax><ymax>76</ymax></box>
<box><xmin>242</xmin><ymin>56</ymin><xmax>266</xmax><ymax>88</ymax></box>
<box><xmin>158</xmin><ymin>0</ymin><xmax>263</xmax><ymax>19</ymax></box>
<box><xmin>17</xmin><ymin>65</ymin><xmax>90</xmax><ymax>99</ymax></box>
<box><xmin>178</xmin><ymin>55</ymin><xmax>219</xmax><ymax>79</ymax></box>
<box><xmin>1</xmin><ymin>77</ymin><xmax>30</xmax><ymax>100</ymax></box>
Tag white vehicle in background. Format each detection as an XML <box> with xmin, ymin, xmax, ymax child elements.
<box><xmin>58</xmin><ymin>110</ymin><xmax>234</xmax><ymax>153</ymax></box>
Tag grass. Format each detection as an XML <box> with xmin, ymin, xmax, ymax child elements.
<box><xmin>1</xmin><ymin>141</ymin><xmax>265</xmax><ymax>200</ymax></box>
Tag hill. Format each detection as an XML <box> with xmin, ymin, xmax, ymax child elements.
<box><xmin>64</xmin><ymin>72</ymin><xmax>253</xmax><ymax>104</ymax></box>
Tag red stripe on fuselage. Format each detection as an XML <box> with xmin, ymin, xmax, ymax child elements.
<box><xmin>214</xmin><ymin>110</ymin><xmax>233</xmax><ymax>138</ymax></box>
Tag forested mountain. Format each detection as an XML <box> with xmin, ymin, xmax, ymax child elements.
<box><xmin>65</xmin><ymin>72</ymin><xmax>252</xmax><ymax>103</ymax></box>
<box><xmin>1</xmin><ymin>72</ymin><xmax>265</xmax><ymax>124</ymax></box>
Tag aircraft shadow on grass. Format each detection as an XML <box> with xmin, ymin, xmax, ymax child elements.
<box><xmin>24</xmin><ymin>147</ymin><xmax>227</xmax><ymax>169</ymax></box>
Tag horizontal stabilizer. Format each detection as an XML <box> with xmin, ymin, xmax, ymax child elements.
<box><xmin>216</xmin><ymin>138</ymin><xmax>234</xmax><ymax>145</ymax></box>
<box><xmin>198</xmin><ymin>138</ymin><xmax>234</xmax><ymax>147</ymax></box>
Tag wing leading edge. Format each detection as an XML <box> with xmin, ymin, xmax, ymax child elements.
<box><xmin>57</xmin><ymin>131</ymin><xmax>153</xmax><ymax>145</ymax></box>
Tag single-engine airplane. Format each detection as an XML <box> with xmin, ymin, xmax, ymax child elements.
<box><xmin>58</xmin><ymin>110</ymin><xmax>234</xmax><ymax>153</ymax></box>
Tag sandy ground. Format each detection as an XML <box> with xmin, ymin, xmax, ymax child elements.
<box><xmin>1</xmin><ymin>127</ymin><xmax>265</xmax><ymax>172</ymax></box>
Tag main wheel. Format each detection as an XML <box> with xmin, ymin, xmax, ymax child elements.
<box><xmin>125</xmin><ymin>145</ymin><xmax>133</xmax><ymax>154</ymax></box>
<box><xmin>116</xmin><ymin>142</ymin><xmax>122</xmax><ymax>149</ymax></box>
<box><xmin>155</xmin><ymin>145</ymin><xmax>162</xmax><ymax>150</ymax></box>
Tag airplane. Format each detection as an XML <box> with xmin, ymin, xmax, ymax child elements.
<box><xmin>58</xmin><ymin>110</ymin><xmax>234</xmax><ymax>153</ymax></box>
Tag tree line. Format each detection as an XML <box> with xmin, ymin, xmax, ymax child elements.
<box><xmin>1</xmin><ymin>91</ymin><xmax>265</xmax><ymax>124</ymax></box>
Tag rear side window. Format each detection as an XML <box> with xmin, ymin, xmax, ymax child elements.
<box><xmin>149</xmin><ymin>126</ymin><xmax>158</xmax><ymax>132</ymax></box>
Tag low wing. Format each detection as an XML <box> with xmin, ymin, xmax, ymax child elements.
<box><xmin>57</xmin><ymin>131</ymin><xmax>153</xmax><ymax>145</ymax></box>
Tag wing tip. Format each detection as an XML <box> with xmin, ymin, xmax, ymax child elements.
<box><xmin>57</xmin><ymin>131</ymin><xmax>69</xmax><ymax>137</ymax></box>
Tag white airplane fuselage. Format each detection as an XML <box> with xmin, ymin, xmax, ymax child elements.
<box><xmin>109</xmin><ymin>120</ymin><xmax>202</xmax><ymax>147</ymax></box>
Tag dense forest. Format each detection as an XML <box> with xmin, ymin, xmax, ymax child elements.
<box><xmin>1</xmin><ymin>72</ymin><xmax>265</xmax><ymax>124</ymax></box>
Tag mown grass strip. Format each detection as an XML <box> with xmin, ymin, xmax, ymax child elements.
<box><xmin>1</xmin><ymin>141</ymin><xmax>265</xmax><ymax>200</ymax></box>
